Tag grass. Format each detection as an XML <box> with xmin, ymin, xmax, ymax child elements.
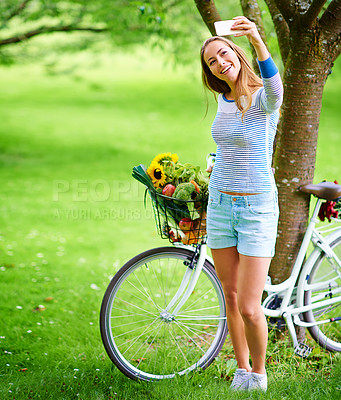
<box><xmin>0</xmin><ymin>48</ymin><xmax>341</xmax><ymax>399</ymax></box>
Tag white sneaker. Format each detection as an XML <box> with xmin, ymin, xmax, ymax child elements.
<box><xmin>249</xmin><ymin>371</ymin><xmax>267</xmax><ymax>391</ymax></box>
<box><xmin>230</xmin><ymin>368</ymin><xmax>251</xmax><ymax>391</ymax></box>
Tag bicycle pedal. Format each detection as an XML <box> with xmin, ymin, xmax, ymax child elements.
<box><xmin>294</xmin><ymin>343</ymin><xmax>312</xmax><ymax>358</ymax></box>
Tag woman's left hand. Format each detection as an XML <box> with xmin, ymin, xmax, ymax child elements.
<box><xmin>231</xmin><ymin>16</ymin><xmax>269</xmax><ymax>61</ymax></box>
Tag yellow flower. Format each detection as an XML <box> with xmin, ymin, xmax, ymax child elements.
<box><xmin>147</xmin><ymin>161</ymin><xmax>166</xmax><ymax>188</ymax></box>
<box><xmin>171</xmin><ymin>153</ymin><xmax>179</xmax><ymax>163</ymax></box>
<box><xmin>153</xmin><ymin>152</ymin><xmax>179</xmax><ymax>165</ymax></box>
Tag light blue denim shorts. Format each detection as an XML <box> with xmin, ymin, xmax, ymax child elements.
<box><xmin>207</xmin><ymin>187</ymin><xmax>279</xmax><ymax>257</ymax></box>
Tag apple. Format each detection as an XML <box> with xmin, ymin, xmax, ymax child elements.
<box><xmin>162</xmin><ymin>184</ymin><xmax>176</xmax><ymax>197</ymax></box>
<box><xmin>179</xmin><ymin>218</ymin><xmax>193</xmax><ymax>231</ymax></box>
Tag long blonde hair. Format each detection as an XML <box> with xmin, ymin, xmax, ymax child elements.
<box><xmin>200</xmin><ymin>36</ymin><xmax>263</xmax><ymax>119</ymax></box>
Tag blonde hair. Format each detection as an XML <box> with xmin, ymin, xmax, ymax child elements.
<box><xmin>200</xmin><ymin>36</ymin><xmax>263</xmax><ymax>119</ymax></box>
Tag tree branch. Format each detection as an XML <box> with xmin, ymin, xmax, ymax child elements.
<box><xmin>240</xmin><ymin>0</ymin><xmax>267</xmax><ymax>71</ymax></box>
<box><xmin>319</xmin><ymin>0</ymin><xmax>341</xmax><ymax>60</ymax></box>
<box><xmin>194</xmin><ymin>0</ymin><xmax>222</xmax><ymax>36</ymax></box>
<box><xmin>272</xmin><ymin>0</ymin><xmax>297</xmax><ymax>23</ymax></box>
<box><xmin>1</xmin><ymin>0</ymin><xmax>32</xmax><ymax>31</ymax></box>
<box><xmin>0</xmin><ymin>25</ymin><xmax>108</xmax><ymax>47</ymax></box>
<box><xmin>3</xmin><ymin>0</ymin><xmax>32</xmax><ymax>24</ymax></box>
<box><xmin>264</xmin><ymin>0</ymin><xmax>290</xmax><ymax>65</ymax></box>
<box><xmin>320</xmin><ymin>0</ymin><xmax>341</xmax><ymax>33</ymax></box>
<box><xmin>302</xmin><ymin>0</ymin><xmax>328</xmax><ymax>26</ymax></box>
<box><xmin>240</xmin><ymin>0</ymin><xmax>268</xmax><ymax>44</ymax></box>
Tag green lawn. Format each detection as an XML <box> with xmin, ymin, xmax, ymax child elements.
<box><xmin>0</xmin><ymin>49</ymin><xmax>340</xmax><ymax>399</ymax></box>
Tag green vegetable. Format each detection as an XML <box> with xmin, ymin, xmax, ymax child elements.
<box><xmin>168</xmin><ymin>162</ymin><xmax>209</xmax><ymax>197</ymax></box>
<box><xmin>173</xmin><ymin>182</ymin><xmax>198</xmax><ymax>200</ymax></box>
<box><xmin>132</xmin><ymin>164</ymin><xmax>190</xmax><ymax>221</ymax></box>
<box><xmin>132</xmin><ymin>159</ymin><xmax>209</xmax><ymax>227</ymax></box>
<box><xmin>132</xmin><ymin>164</ymin><xmax>155</xmax><ymax>193</ymax></box>
<box><xmin>173</xmin><ymin>183</ymin><xmax>200</xmax><ymax>219</ymax></box>
<box><xmin>195</xmin><ymin>170</ymin><xmax>209</xmax><ymax>193</ymax></box>
<box><xmin>162</xmin><ymin>161</ymin><xmax>176</xmax><ymax>184</ymax></box>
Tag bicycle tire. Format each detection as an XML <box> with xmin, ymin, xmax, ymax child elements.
<box><xmin>100</xmin><ymin>246</ymin><xmax>228</xmax><ymax>381</ymax></box>
<box><xmin>301</xmin><ymin>232</ymin><xmax>341</xmax><ymax>351</ymax></box>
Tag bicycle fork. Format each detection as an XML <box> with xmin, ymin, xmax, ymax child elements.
<box><xmin>160</xmin><ymin>244</ymin><xmax>207</xmax><ymax>321</ymax></box>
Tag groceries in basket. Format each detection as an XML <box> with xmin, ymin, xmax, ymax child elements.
<box><xmin>132</xmin><ymin>153</ymin><xmax>209</xmax><ymax>244</ymax></box>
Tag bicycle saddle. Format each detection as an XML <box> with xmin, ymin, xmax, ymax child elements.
<box><xmin>299</xmin><ymin>181</ymin><xmax>341</xmax><ymax>201</ymax></box>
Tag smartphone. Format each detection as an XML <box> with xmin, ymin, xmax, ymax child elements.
<box><xmin>214</xmin><ymin>20</ymin><xmax>243</xmax><ymax>36</ymax></box>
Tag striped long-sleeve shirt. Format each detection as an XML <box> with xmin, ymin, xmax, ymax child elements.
<box><xmin>209</xmin><ymin>56</ymin><xmax>283</xmax><ymax>193</ymax></box>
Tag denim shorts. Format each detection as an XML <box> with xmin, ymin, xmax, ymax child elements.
<box><xmin>207</xmin><ymin>187</ymin><xmax>279</xmax><ymax>257</ymax></box>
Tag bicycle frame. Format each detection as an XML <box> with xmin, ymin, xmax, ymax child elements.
<box><xmin>164</xmin><ymin>196</ymin><xmax>341</xmax><ymax>352</ymax></box>
<box><xmin>264</xmin><ymin>198</ymin><xmax>341</xmax><ymax>311</ymax></box>
<box><xmin>262</xmin><ymin>198</ymin><xmax>341</xmax><ymax>348</ymax></box>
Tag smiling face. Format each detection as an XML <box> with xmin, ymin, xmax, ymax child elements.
<box><xmin>203</xmin><ymin>40</ymin><xmax>241</xmax><ymax>87</ymax></box>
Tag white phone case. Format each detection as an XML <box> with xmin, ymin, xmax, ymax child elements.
<box><xmin>214</xmin><ymin>20</ymin><xmax>243</xmax><ymax>36</ymax></box>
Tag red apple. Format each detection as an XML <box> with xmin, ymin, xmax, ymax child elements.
<box><xmin>179</xmin><ymin>218</ymin><xmax>193</xmax><ymax>231</ymax></box>
<box><xmin>162</xmin><ymin>184</ymin><xmax>176</xmax><ymax>197</ymax></box>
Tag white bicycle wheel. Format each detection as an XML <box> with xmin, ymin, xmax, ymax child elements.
<box><xmin>100</xmin><ymin>246</ymin><xmax>228</xmax><ymax>381</ymax></box>
<box><xmin>300</xmin><ymin>232</ymin><xmax>341</xmax><ymax>351</ymax></box>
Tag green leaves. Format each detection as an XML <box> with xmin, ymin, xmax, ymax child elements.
<box><xmin>132</xmin><ymin>164</ymin><xmax>155</xmax><ymax>193</ymax></box>
<box><xmin>0</xmin><ymin>0</ymin><xmax>206</xmax><ymax>64</ymax></box>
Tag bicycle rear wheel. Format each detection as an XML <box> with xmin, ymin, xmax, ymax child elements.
<box><xmin>301</xmin><ymin>233</ymin><xmax>341</xmax><ymax>351</ymax></box>
<box><xmin>100</xmin><ymin>246</ymin><xmax>228</xmax><ymax>381</ymax></box>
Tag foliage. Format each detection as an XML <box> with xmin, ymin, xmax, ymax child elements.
<box><xmin>0</xmin><ymin>0</ymin><xmax>213</xmax><ymax>64</ymax></box>
<box><xmin>0</xmin><ymin>0</ymin><xmax>290</xmax><ymax>73</ymax></box>
<box><xmin>0</xmin><ymin>49</ymin><xmax>340</xmax><ymax>400</ymax></box>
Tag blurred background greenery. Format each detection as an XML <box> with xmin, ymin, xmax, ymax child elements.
<box><xmin>0</xmin><ymin>1</ymin><xmax>340</xmax><ymax>398</ymax></box>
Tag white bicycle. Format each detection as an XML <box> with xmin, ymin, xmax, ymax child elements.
<box><xmin>100</xmin><ymin>179</ymin><xmax>341</xmax><ymax>381</ymax></box>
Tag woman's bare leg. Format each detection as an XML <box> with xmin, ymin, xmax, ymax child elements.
<box><xmin>211</xmin><ymin>247</ymin><xmax>251</xmax><ymax>372</ymax></box>
<box><xmin>237</xmin><ymin>255</ymin><xmax>271</xmax><ymax>374</ymax></box>
<box><xmin>211</xmin><ymin>248</ymin><xmax>271</xmax><ymax>374</ymax></box>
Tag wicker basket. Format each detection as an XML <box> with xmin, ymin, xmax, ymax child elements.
<box><xmin>150</xmin><ymin>190</ymin><xmax>208</xmax><ymax>245</ymax></box>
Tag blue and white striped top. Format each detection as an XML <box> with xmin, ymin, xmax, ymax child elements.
<box><xmin>209</xmin><ymin>56</ymin><xmax>283</xmax><ymax>193</ymax></box>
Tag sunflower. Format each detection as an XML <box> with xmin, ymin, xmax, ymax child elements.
<box><xmin>153</xmin><ymin>152</ymin><xmax>179</xmax><ymax>165</ymax></box>
<box><xmin>147</xmin><ymin>161</ymin><xmax>167</xmax><ymax>188</ymax></box>
<box><xmin>171</xmin><ymin>153</ymin><xmax>179</xmax><ymax>163</ymax></box>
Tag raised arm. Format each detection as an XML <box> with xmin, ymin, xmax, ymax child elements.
<box><xmin>256</xmin><ymin>57</ymin><xmax>283</xmax><ymax>113</ymax></box>
<box><xmin>231</xmin><ymin>16</ymin><xmax>283</xmax><ymax>113</ymax></box>
<box><xmin>231</xmin><ymin>16</ymin><xmax>269</xmax><ymax>61</ymax></box>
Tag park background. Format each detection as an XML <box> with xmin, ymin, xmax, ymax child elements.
<box><xmin>0</xmin><ymin>2</ymin><xmax>341</xmax><ymax>399</ymax></box>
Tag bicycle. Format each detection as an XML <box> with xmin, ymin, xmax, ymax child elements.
<box><xmin>100</xmin><ymin>170</ymin><xmax>341</xmax><ymax>381</ymax></box>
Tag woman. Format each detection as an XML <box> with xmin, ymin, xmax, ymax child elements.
<box><xmin>201</xmin><ymin>16</ymin><xmax>283</xmax><ymax>391</ymax></box>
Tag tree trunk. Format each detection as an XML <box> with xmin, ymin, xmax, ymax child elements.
<box><xmin>269</xmin><ymin>9</ymin><xmax>338</xmax><ymax>282</ymax></box>
<box><xmin>194</xmin><ymin>0</ymin><xmax>222</xmax><ymax>35</ymax></box>
<box><xmin>240</xmin><ymin>0</ymin><xmax>267</xmax><ymax>71</ymax></box>
<box><xmin>263</xmin><ymin>0</ymin><xmax>290</xmax><ymax>65</ymax></box>
<box><xmin>271</xmin><ymin>43</ymin><xmax>331</xmax><ymax>282</ymax></box>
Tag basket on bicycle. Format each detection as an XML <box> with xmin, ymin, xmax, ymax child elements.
<box><xmin>150</xmin><ymin>189</ymin><xmax>207</xmax><ymax>244</ymax></box>
<box><xmin>132</xmin><ymin>153</ymin><xmax>209</xmax><ymax>245</ymax></box>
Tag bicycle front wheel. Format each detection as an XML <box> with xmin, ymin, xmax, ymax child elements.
<box><xmin>301</xmin><ymin>233</ymin><xmax>341</xmax><ymax>351</ymax></box>
<box><xmin>100</xmin><ymin>246</ymin><xmax>228</xmax><ymax>381</ymax></box>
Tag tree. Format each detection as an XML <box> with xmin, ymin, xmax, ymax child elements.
<box><xmin>196</xmin><ymin>0</ymin><xmax>341</xmax><ymax>283</ymax></box>
<box><xmin>0</xmin><ymin>1</ymin><xmax>241</xmax><ymax>64</ymax></box>
<box><xmin>0</xmin><ymin>0</ymin><xmax>213</xmax><ymax>64</ymax></box>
